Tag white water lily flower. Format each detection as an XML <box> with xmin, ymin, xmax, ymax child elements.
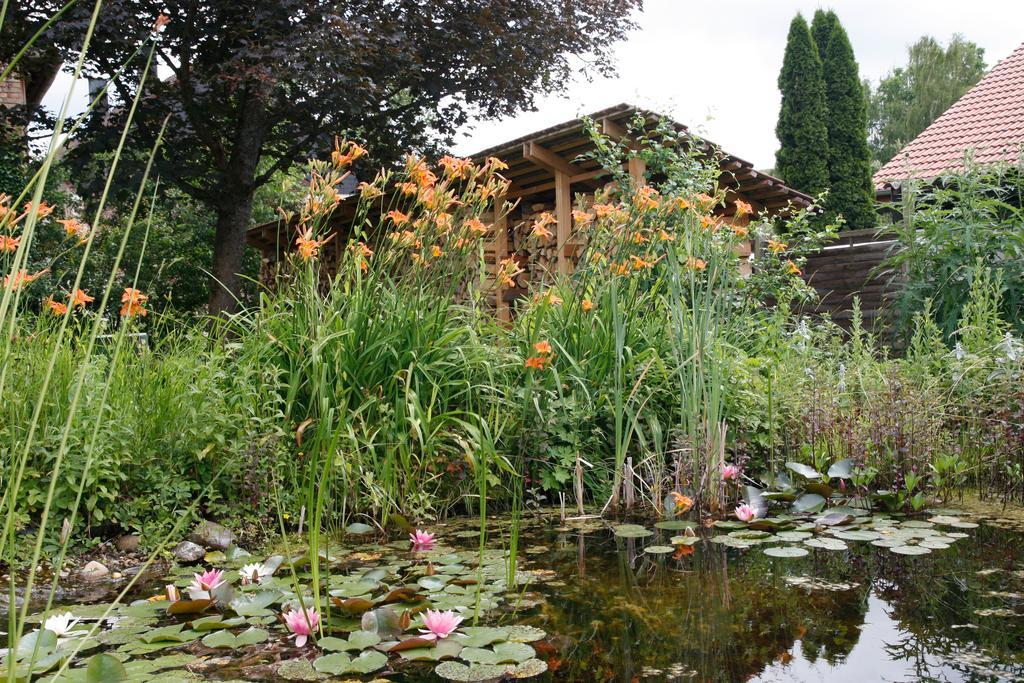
<box><xmin>42</xmin><ymin>612</ymin><xmax>80</xmax><ymax>638</ymax></box>
<box><xmin>239</xmin><ymin>563</ymin><xmax>271</xmax><ymax>585</ymax></box>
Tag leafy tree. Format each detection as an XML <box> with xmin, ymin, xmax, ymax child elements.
<box><xmin>820</xmin><ymin>16</ymin><xmax>874</xmax><ymax>228</ymax></box>
<box><xmin>17</xmin><ymin>0</ymin><xmax>641</xmax><ymax>315</ymax></box>
<box><xmin>866</xmin><ymin>35</ymin><xmax>987</xmax><ymax>166</ymax></box>
<box><xmin>775</xmin><ymin>14</ymin><xmax>829</xmax><ymax>198</ymax></box>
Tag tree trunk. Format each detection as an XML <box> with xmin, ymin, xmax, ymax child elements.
<box><xmin>205</xmin><ymin>83</ymin><xmax>269</xmax><ymax>317</ymax></box>
<box><xmin>207</xmin><ymin>193</ymin><xmax>255</xmax><ymax>316</ymax></box>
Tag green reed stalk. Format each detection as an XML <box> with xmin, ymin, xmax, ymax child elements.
<box><xmin>10</xmin><ymin>116</ymin><xmax>168</xmax><ymax>675</ymax></box>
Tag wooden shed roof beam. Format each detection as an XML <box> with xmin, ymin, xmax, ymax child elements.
<box><xmin>522</xmin><ymin>140</ymin><xmax>577</xmax><ymax>176</ymax></box>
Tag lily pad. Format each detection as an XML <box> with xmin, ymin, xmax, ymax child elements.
<box><xmin>506</xmin><ymin>625</ymin><xmax>546</xmax><ymax>643</ymax></box>
<box><xmin>891</xmin><ymin>545</ymin><xmax>932</xmax><ymax>555</ymax></box>
<box><xmin>229</xmin><ymin>591</ymin><xmax>281</xmax><ymax>617</ymax></box>
<box><xmin>763</xmin><ymin>546</ymin><xmax>809</xmax><ymax>558</ymax></box>
<box><xmin>804</xmin><ymin>537</ymin><xmax>848</xmax><ymax>551</ymax></box>
<box><xmin>201</xmin><ymin>626</ymin><xmax>269</xmax><ymax>648</ymax></box>
<box><xmin>613</xmin><ymin>525</ymin><xmax>653</xmax><ymax>539</ymax></box>
<box><xmin>395</xmin><ymin>637</ymin><xmax>464</xmax><ymax>661</ymax></box>
<box><xmin>85</xmin><ymin>654</ymin><xmax>127</xmax><ymax>683</ymax></box>
<box><xmin>786</xmin><ymin>462</ymin><xmax>820</xmax><ymax>479</ymax></box>
<box><xmin>791</xmin><ymin>493</ymin><xmax>826</xmax><ymax>514</ymax></box>
<box><xmin>654</xmin><ymin>520</ymin><xmax>696</xmax><ymax>530</ymax></box>
<box><xmin>434</xmin><ymin>661</ymin><xmax>508</xmax><ymax>682</ymax></box>
<box><xmin>644</xmin><ymin>545</ymin><xmax>675</xmax><ymax>555</ymax></box>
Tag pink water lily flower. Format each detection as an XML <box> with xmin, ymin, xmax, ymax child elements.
<box><xmin>721</xmin><ymin>464</ymin><xmax>741</xmax><ymax>481</ymax></box>
<box><xmin>735</xmin><ymin>503</ymin><xmax>757</xmax><ymax>522</ymax></box>
<box><xmin>410</xmin><ymin>529</ymin><xmax>436</xmax><ymax>551</ymax></box>
<box><xmin>187</xmin><ymin>568</ymin><xmax>226</xmax><ymax>600</ymax></box>
<box><xmin>283</xmin><ymin>607</ymin><xmax>319</xmax><ymax>647</ymax></box>
<box><xmin>419</xmin><ymin>609</ymin><xmax>463</xmax><ymax>641</ymax></box>
<box><xmin>165</xmin><ymin>584</ymin><xmax>180</xmax><ymax>602</ymax></box>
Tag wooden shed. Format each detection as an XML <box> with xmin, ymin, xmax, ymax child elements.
<box><xmin>247</xmin><ymin>104</ymin><xmax>812</xmax><ymax>318</ymax></box>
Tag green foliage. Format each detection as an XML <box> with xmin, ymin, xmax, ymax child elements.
<box><xmin>775</xmin><ymin>14</ymin><xmax>830</xmax><ymax>197</ymax></box>
<box><xmin>884</xmin><ymin>163</ymin><xmax>1024</xmax><ymax>341</ymax></box>
<box><xmin>820</xmin><ymin>18</ymin><xmax>875</xmax><ymax>229</ymax></box>
<box><xmin>0</xmin><ymin>324</ymin><xmax>286</xmax><ymax>548</ymax></box>
<box><xmin>866</xmin><ymin>35</ymin><xmax>987</xmax><ymax>166</ymax></box>
<box><xmin>809</xmin><ymin>9</ymin><xmax>838</xmax><ymax>58</ymax></box>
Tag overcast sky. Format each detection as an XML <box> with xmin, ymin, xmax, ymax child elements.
<box><xmin>451</xmin><ymin>0</ymin><xmax>1024</xmax><ymax>168</ymax></box>
<box><xmin>41</xmin><ymin>1</ymin><xmax>1023</xmax><ymax>169</ymax></box>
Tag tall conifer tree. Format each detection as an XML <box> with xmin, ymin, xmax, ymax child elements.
<box><xmin>810</xmin><ymin>9</ymin><xmax>838</xmax><ymax>58</ymax></box>
<box><xmin>775</xmin><ymin>14</ymin><xmax>829</xmax><ymax>197</ymax></box>
<box><xmin>821</xmin><ymin>17</ymin><xmax>875</xmax><ymax>228</ymax></box>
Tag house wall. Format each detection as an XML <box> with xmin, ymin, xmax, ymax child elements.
<box><xmin>0</xmin><ymin>74</ymin><xmax>26</xmax><ymax>108</ymax></box>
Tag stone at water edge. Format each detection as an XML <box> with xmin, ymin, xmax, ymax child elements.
<box><xmin>115</xmin><ymin>534</ymin><xmax>141</xmax><ymax>552</ymax></box>
<box><xmin>190</xmin><ymin>520</ymin><xmax>236</xmax><ymax>550</ymax></box>
<box><xmin>172</xmin><ymin>540</ymin><xmax>206</xmax><ymax>563</ymax></box>
<box><xmin>79</xmin><ymin>560</ymin><xmax>109</xmax><ymax>581</ymax></box>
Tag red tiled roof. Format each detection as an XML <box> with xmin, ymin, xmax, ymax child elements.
<box><xmin>874</xmin><ymin>41</ymin><xmax>1024</xmax><ymax>187</ymax></box>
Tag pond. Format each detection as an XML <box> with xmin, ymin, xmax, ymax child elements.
<box><xmin>4</xmin><ymin>500</ymin><xmax>1024</xmax><ymax>682</ymax></box>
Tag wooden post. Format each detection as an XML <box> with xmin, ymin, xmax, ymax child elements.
<box><xmin>555</xmin><ymin>169</ymin><xmax>571</xmax><ymax>275</ymax></box>
<box><xmin>492</xmin><ymin>191</ymin><xmax>509</xmax><ymax>321</ymax></box>
<box><xmin>628</xmin><ymin>156</ymin><xmax>646</xmax><ymax>186</ymax></box>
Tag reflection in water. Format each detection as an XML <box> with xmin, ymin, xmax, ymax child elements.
<box><xmin>521</xmin><ymin>521</ymin><xmax>1024</xmax><ymax>682</ymax></box>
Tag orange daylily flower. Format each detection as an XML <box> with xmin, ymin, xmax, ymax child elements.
<box><xmin>674</xmin><ymin>197</ymin><xmax>690</xmax><ymax>211</ymax></box>
<box><xmin>465</xmin><ymin>218</ymin><xmax>488</xmax><ymax>237</ymax></box>
<box><xmin>581</xmin><ymin>298</ymin><xmax>594</xmax><ymax>312</ymax></box>
<box><xmin>484</xmin><ymin>156</ymin><xmax>509</xmax><ymax>173</ymax></box>
<box><xmin>386</xmin><ymin>209</ymin><xmax>410</xmax><ymax>226</ymax></box>
<box><xmin>24</xmin><ymin>201</ymin><xmax>54</xmax><ymax>220</ymax></box>
<box><xmin>295</xmin><ymin>229</ymin><xmax>322</xmax><ymax>261</ymax></box>
<box><xmin>44</xmin><ymin>296</ymin><xmax>68</xmax><ymax>316</ymax></box>
<box><xmin>699</xmin><ymin>215</ymin><xmax>720</xmax><ymax>231</ymax></box>
<box><xmin>768</xmin><ymin>240</ymin><xmax>788</xmax><ymax>255</ymax></box>
<box><xmin>571</xmin><ymin>209</ymin><xmax>594</xmax><ymax>227</ymax></box>
<box><xmin>633</xmin><ymin>186</ymin><xmax>659</xmax><ymax>211</ymax></box>
<box><xmin>629</xmin><ymin>255</ymin><xmax>655</xmax><ymax>271</ymax></box>
<box><xmin>533</xmin><ymin>340</ymin><xmax>552</xmax><ymax>355</ymax></box>
<box><xmin>431</xmin><ymin>245</ymin><xmax>443</xmax><ymax>258</ymax></box>
<box><xmin>58</xmin><ymin>218</ymin><xmax>90</xmax><ymax>241</ymax></box>
<box><xmin>592</xmin><ymin>203</ymin><xmax>617</xmax><ymax>219</ymax></box>
<box><xmin>70</xmin><ymin>288</ymin><xmax>94</xmax><ymax>308</ymax></box>
<box><xmin>695</xmin><ymin>193</ymin><xmax>715</xmax><ymax>209</ymax></box>
<box><xmin>658</xmin><ymin>229</ymin><xmax>676</xmax><ymax>242</ymax></box>
<box><xmin>497</xmin><ymin>257</ymin><xmax>523</xmax><ymax>288</ymax></box>
<box><xmin>439</xmin><ymin>155</ymin><xmax>474</xmax><ymax>179</ymax></box>
<box><xmin>4</xmin><ymin>268</ymin><xmax>47</xmax><ymax>290</ymax></box>
<box><xmin>45</xmin><ymin>295</ymin><xmax>69</xmax><ymax>315</ymax></box>
<box><xmin>785</xmin><ymin>259</ymin><xmax>802</xmax><ymax>275</ymax></box>
<box><xmin>631</xmin><ymin>231</ymin><xmax>648</xmax><ymax>245</ymax></box>
<box><xmin>397</xmin><ymin>181</ymin><xmax>419</xmax><ymax>196</ymax></box>
<box><xmin>686</xmin><ymin>257</ymin><xmax>707</xmax><ymax>271</ymax></box>
<box><xmin>331</xmin><ymin>141</ymin><xmax>367</xmax><ymax>168</ymax></box>
<box><xmin>732</xmin><ymin>225</ymin><xmax>749</xmax><ymax>239</ymax></box>
<box><xmin>670</xmin><ymin>492</ymin><xmax>694</xmax><ymax>514</ymax></box>
<box><xmin>0</xmin><ymin>235</ymin><xmax>20</xmax><ymax>252</ymax></box>
<box><xmin>524</xmin><ymin>355</ymin><xmax>552</xmax><ymax>371</ymax></box>
<box><xmin>120</xmin><ymin>288</ymin><xmax>148</xmax><ymax>318</ymax></box>
<box><xmin>357</xmin><ymin>182</ymin><xmax>383</xmax><ymax>199</ymax></box>
<box><xmin>530</xmin><ymin>212</ymin><xmax>556</xmax><ymax>241</ymax></box>
<box><xmin>733</xmin><ymin>199</ymin><xmax>753</xmax><ymax>216</ymax></box>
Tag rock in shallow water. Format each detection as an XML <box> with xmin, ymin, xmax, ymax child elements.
<box><xmin>172</xmin><ymin>540</ymin><xmax>206</xmax><ymax>563</ymax></box>
<box><xmin>79</xmin><ymin>560</ymin><xmax>109</xmax><ymax>581</ymax></box>
<box><xmin>190</xmin><ymin>520</ymin><xmax>236</xmax><ymax>550</ymax></box>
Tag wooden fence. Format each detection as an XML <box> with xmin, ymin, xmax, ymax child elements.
<box><xmin>798</xmin><ymin>227</ymin><xmax>903</xmax><ymax>332</ymax></box>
